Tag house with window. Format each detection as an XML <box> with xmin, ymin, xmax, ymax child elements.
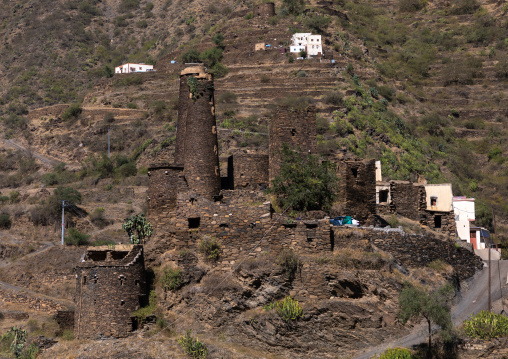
<box><xmin>290</xmin><ymin>33</ymin><xmax>323</xmax><ymax>57</ymax></box>
<box><xmin>115</xmin><ymin>63</ymin><xmax>154</xmax><ymax>74</ymax></box>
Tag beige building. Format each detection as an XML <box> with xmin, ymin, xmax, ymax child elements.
<box><xmin>424</xmin><ymin>183</ymin><xmax>453</xmax><ymax>212</ymax></box>
<box><xmin>255</xmin><ymin>43</ymin><xmax>266</xmax><ymax>51</ymax></box>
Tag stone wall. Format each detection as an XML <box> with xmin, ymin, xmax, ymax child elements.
<box><xmin>74</xmin><ymin>245</ymin><xmax>146</xmax><ymax>340</ymax></box>
<box><xmin>421</xmin><ymin>210</ymin><xmax>456</xmax><ymax>236</ymax></box>
<box><xmin>336</xmin><ymin>159</ymin><xmax>376</xmax><ymax>223</ymax></box>
<box><xmin>254</xmin><ymin>2</ymin><xmax>275</xmax><ymax>17</ymax></box>
<box><xmin>228</xmin><ymin>154</ymin><xmax>269</xmax><ymax>190</ymax></box>
<box><xmin>389</xmin><ymin>181</ymin><xmax>426</xmax><ymax>221</ymax></box>
<box><xmin>269</xmin><ymin>105</ymin><xmax>317</xmax><ymax>183</ymax></box>
<box><xmin>147</xmin><ymin>165</ymin><xmax>187</xmax><ymax>211</ymax></box>
<box><xmin>332</xmin><ymin>227</ymin><xmax>483</xmax><ymax>281</ymax></box>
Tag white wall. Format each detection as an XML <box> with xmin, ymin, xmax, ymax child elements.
<box><xmin>424</xmin><ymin>183</ymin><xmax>453</xmax><ymax>211</ymax></box>
<box><xmin>115</xmin><ymin>63</ymin><xmax>154</xmax><ymax>74</ymax></box>
<box><xmin>453</xmin><ymin>198</ymin><xmax>475</xmax><ymax>241</ymax></box>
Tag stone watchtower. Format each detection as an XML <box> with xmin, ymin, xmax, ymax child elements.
<box><xmin>269</xmin><ymin>105</ymin><xmax>317</xmax><ymax>182</ymax></box>
<box><xmin>174</xmin><ymin>65</ymin><xmax>220</xmax><ymax>200</ymax></box>
<box><xmin>74</xmin><ymin>245</ymin><xmax>146</xmax><ymax>340</ymax></box>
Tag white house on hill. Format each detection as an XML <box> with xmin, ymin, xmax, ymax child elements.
<box><xmin>115</xmin><ymin>63</ymin><xmax>154</xmax><ymax>74</ymax></box>
<box><xmin>453</xmin><ymin>196</ymin><xmax>475</xmax><ymax>242</ymax></box>
<box><xmin>290</xmin><ymin>33</ymin><xmax>323</xmax><ymax>57</ymax></box>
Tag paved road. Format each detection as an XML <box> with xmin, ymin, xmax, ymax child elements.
<box><xmin>354</xmin><ymin>260</ymin><xmax>508</xmax><ymax>359</ymax></box>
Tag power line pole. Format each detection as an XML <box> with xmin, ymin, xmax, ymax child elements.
<box><xmin>61</xmin><ymin>200</ymin><xmax>66</xmax><ymax>245</ymax></box>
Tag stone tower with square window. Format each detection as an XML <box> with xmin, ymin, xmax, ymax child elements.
<box><xmin>74</xmin><ymin>245</ymin><xmax>146</xmax><ymax>340</ymax></box>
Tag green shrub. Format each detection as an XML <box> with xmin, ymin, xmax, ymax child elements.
<box><xmin>427</xmin><ymin>259</ymin><xmax>449</xmax><ymax>272</ymax></box>
<box><xmin>64</xmin><ymin>228</ymin><xmax>90</xmax><ymax>246</ymax></box>
<box><xmin>114</xmin><ymin>75</ymin><xmax>144</xmax><ymax>87</ymax></box>
<box><xmin>181</xmin><ymin>48</ymin><xmax>201</xmax><ymax>63</ymax></box>
<box><xmin>119</xmin><ymin>0</ymin><xmax>140</xmax><ymax>12</ymax></box>
<box><xmin>277</xmin><ymin>248</ymin><xmax>303</xmax><ymax>280</ymax></box>
<box><xmin>0</xmin><ymin>213</ymin><xmax>11</xmax><ymax>229</ymax></box>
<box><xmin>322</xmin><ymin>92</ymin><xmax>343</xmax><ymax>106</ymax></box>
<box><xmin>245</xmin><ymin>12</ymin><xmax>253</xmax><ymax>20</ymax></box>
<box><xmin>463</xmin><ymin>310</ymin><xmax>508</xmax><ymax>339</ymax></box>
<box><xmin>61</xmin><ymin>103</ymin><xmax>82</xmax><ymax>121</ymax></box>
<box><xmin>199</xmin><ymin>237</ymin><xmax>221</xmax><ymax>262</ymax></box>
<box><xmin>398</xmin><ymin>0</ymin><xmax>425</xmax><ymax>12</ymax></box>
<box><xmin>90</xmin><ymin>207</ymin><xmax>108</xmax><ymax>228</ymax></box>
<box><xmin>160</xmin><ymin>267</ymin><xmax>182</xmax><ymax>291</ymax></box>
<box><xmin>372</xmin><ymin>347</ymin><xmax>412</xmax><ymax>359</ymax></box>
<box><xmin>297</xmin><ymin>70</ymin><xmax>307</xmax><ymax>77</ymax></box>
<box><xmin>177</xmin><ymin>330</ymin><xmax>208</xmax><ymax>359</ymax></box>
<box><xmin>132</xmin><ymin>290</ymin><xmax>156</xmax><ymax>324</ymax></box>
<box><xmin>276</xmin><ymin>296</ymin><xmax>303</xmax><ymax>322</ymax></box>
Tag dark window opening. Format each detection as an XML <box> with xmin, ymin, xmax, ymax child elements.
<box><xmin>351</xmin><ymin>167</ymin><xmax>358</xmax><ymax>178</ymax></box>
<box><xmin>434</xmin><ymin>215</ymin><xmax>442</xmax><ymax>228</ymax></box>
<box><xmin>290</xmin><ymin>128</ymin><xmax>297</xmax><ymax>136</ymax></box>
<box><xmin>120</xmin><ymin>300</ymin><xmax>125</xmax><ymax>306</ymax></box>
<box><xmin>430</xmin><ymin>196</ymin><xmax>438</xmax><ymax>206</ymax></box>
<box><xmin>120</xmin><ymin>277</ymin><xmax>124</xmax><ymax>286</ymax></box>
<box><xmin>82</xmin><ymin>276</ymin><xmax>87</xmax><ymax>285</ymax></box>
<box><xmin>188</xmin><ymin>217</ymin><xmax>200</xmax><ymax>229</ymax></box>
<box><xmin>219</xmin><ymin>223</ymin><xmax>229</xmax><ymax>228</ymax></box>
<box><xmin>135</xmin><ymin>280</ymin><xmax>140</xmax><ymax>287</ymax></box>
<box><xmin>111</xmin><ymin>251</ymin><xmax>128</xmax><ymax>260</ymax></box>
<box><xmin>379</xmin><ymin>190</ymin><xmax>389</xmax><ymax>203</ymax></box>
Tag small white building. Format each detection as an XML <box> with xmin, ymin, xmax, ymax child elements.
<box><xmin>453</xmin><ymin>196</ymin><xmax>475</xmax><ymax>242</ymax></box>
<box><xmin>115</xmin><ymin>63</ymin><xmax>154</xmax><ymax>74</ymax></box>
<box><xmin>424</xmin><ymin>183</ymin><xmax>453</xmax><ymax>212</ymax></box>
<box><xmin>290</xmin><ymin>33</ymin><xmax>323</xmax><ymax>57</ymax></box>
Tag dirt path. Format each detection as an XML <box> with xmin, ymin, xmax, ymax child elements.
<box><xmin>354</xmin><ymin>260</ymin><xmax>508</xmax><ymax>359</ymax></box>
<box><xmin>2</xmin><ymin>138</ymin><xmax>60</xmax><ymax>167</ymax></box>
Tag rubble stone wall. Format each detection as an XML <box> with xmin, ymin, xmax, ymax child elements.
<box><xmin>228</xmin><ymin>154</ymin><xmax>269</xmax><ymax>190</ymax></box>
<box><xmin>336</xmin><ymin>159</ymin><xmax>376</xmax><ymax>223</ymax></box>
<box><xmin>74</xmin><ymin>245</ymin><xmax>146</xmax><ymax>340</ymax></box>
<box><xmin>389</xmin><ymin>182</ymin><xmax>426</xmax><ymax>221</ymax></box>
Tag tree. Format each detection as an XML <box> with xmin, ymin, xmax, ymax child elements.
<box><xmin>122</xmin><ymin>214</ymin><xmax>153</xmax><ymax>244</ymax></box>
<box><xmin>398</xmin><ymin>282</ymin><xmax>454</xmax><ymax>351</ymax></box>
<box><xmin>270</xmin><ymin>144</ymin><xmax>338</xmax><ymax>212</ymax></box>
<box><xmin>299</xmin><ymin>49</ymin><xmax>307</xmax><ymax>59</ymax></box>
<box><xmin>283</xmin><ymin>0</ymin><xmax>305</xmax><ymax>15</ymax></box>
<box><xmin>304</xmin><ymin>14</ymin><xmax>331</xmax><ymax>34</ymax></box>
<box><xmin>180</xmin><ymin>48</ymin><xmax>201</xmax><ymax>63</ymax></box>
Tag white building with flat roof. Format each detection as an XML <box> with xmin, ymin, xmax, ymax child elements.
<box><xmin>115</xmin><ymin>63</ymin><xmax>154</xmax><ymax>74</ymax></box>
<box><xmin>290</xmin><ymin>33</ymin><xmax>323</xmax><ymax>57</ymax></box>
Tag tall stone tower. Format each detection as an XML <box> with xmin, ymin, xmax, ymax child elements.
<box><xmin>174</xmin><ymin>65</ymin><xmax>221</xmax><ymax>200</ymax></box>
<box><xmin>269</xmin><ymin>105</ymin><xmax>317</xmax><ymax>183</ymax></box>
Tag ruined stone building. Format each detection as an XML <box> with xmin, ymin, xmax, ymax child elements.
<box><xmin>74</xmin><ymin>245</ymin><xmax>146</xmax><ymax>340</ymax></box>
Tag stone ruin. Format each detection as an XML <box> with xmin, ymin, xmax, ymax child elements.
<box><xmin>74</xmin><ymin>245</ymin><xmax>146</xmax><ymax>340</ymax></box>
<box><xmin>254</xmin><ymin>2</ymin><xmax>275</xmax><ymax>18</ymax></box>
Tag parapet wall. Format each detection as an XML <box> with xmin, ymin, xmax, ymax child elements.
<box><xmin>74</xmin><ymin>245</ymin><xmax>146</xmax><ymax>340</ymax></box>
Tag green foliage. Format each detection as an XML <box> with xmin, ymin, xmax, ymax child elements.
<box><xmin>89</xmin><ymin>207</ymin><xmax>108</xmax><ymax>228</ymax></box>
<box><xmin>2</xmin><ymin>327</ymin><xmax>27</xmax><ymax>358</ymax></box>
<box><xmin>132</xmin><ymin>290</ymin><xmax>156</xmax><ymax>324</ymax></box>
<box><xmin>217</xmin><ymin>92</ymin><xmax>237</xmax><ymax>104</ymax></box>
<box><xmin>475</xmin><ymin>200</ymin><xmax>493</xmax><ymax>231</ymax></box>
<box><xmin>180</xmin><ymin>48</ymin><xmax>201</xmax><ymax>63</ymax></box>
<box><xmin>114</xmin><ymin>75</ymin><xmax>144</xmax><ymax>87</ymax></box>
<box><xmin>200</xmin><ymin>47</ymin><xmax>223</xmax><ymax>68</ymax></box>
<box><xmin>160</xmin><ymin>267</ymin><xmax>182</xmax><ymax>291</ymax></box>
<box><xmin>398</xmin><ymin>0</ymin><xmax>426</xmax><ymax>12</ymax></box>
<box><xmin>269</xmin><ymin>144</ymin><xmax>338</xmax><ymax>211</ymax></box>
<box><xmin>463</xmin><ymin>310</ymin><xmax>508</xmax><ymax>339</ymax></box>
<box><xmin>372</xmin><ymin>347</ymin><xmax>413</xmax><ymax>359</ymax></box>
<box><xmin>61</xmin><ymin>103</ymin><xmax>82</xmax><ymax>121</ymax></box>
<box><xmin>399</xmin><ymin>282</ymin><xmax>454</xmax><ymax>348</ymax></box>
<box><xmin>0</xmin><ymin>213</ymin><xmax>11</xmax><ymax>229</ymax></box>
<box><xmin>322</xmin><ymin>92</ymin><xmax>343</xmax><ymax>106</ymax></box>
<box><xmin>245</xmin><ymin>12</ymin><xmax>253</xmax><ymax>20</ymax></box>
<box><xmin>55</xmin><ymin>186</ymin><xmax>82</xmax><ymax>204</ymax></box>
<box><xmin>282</xmin><ymin>0</ymin><xmax>305</xmax><ymax>15</ymax></box>
<box><xmin>199</xmin><ymin>237</ymin><xmax>221</xmax><ymax>262</ymax></box>
<box><xmin>275</xmin><ymin>296</ymin><xmax>304</xmax><ymax>322</ymax></box>
<box><xmin>119</xmin><ymin>0</ymin><xmax>140</xmax><ymax>12</ymax></box>
<box><xmin>450</xmin><ymin>0</ymin><xmax>480</xmax><ymax>15</ymax></box>
<box><xmin>177</xmin><ymin>330</ymin><xmax>208</xmax><ymax>359</ymax></box>
<box><xmin>277</xmin><ymin>248</ymin><xmax>303</xmax><ymax>280</ymax></box>
<box><xmin>212</xmin><ymin>33</ymin><xmax>224</xmax><ymax>48</ymax></box>
<box><xmin>65</xmin><ymin>228</ymin><xmax>90</xmax><ymax>246</ymax></box>
<box><xmin>299</xmin><ymin>49</ymin><xmax>307</xmax><ymax>59</ymax></box>
<box><xmin>304</xmin><ymin>14</ymin><xmax>331</xmax><ymax>34</ymax></box>
<box><xmin>122</xmin><ymin>213</ymin><xmax>153</xmax><ymax>244</ymax></box>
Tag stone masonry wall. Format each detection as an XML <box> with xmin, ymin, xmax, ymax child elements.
<box><xmin>74</xmin><ymin>245</ymin><xmax>146</xmax><ymax>340</ymax></box>
<box><xmin>332</xmin><ymin>227</ymin><xmax>482</xmax><ymax>281</ymax></box>
<box><xmin>228</xmin><ymin>154</ymin><xmax>269</xmax><ymax>190</ymax></box>
<box><xmin>389</xmin><ymin>181</ymin><xmax>426</xmax><ymax>221</ymax></box>
<box><xmin>421</xmin><ymin>210</ymin><xmax>456</xmax><ymax>236</ymax></box>
<box><xmin>336</xmin><ymin>159</ymin><xmax>376</xmax><ymax>223</ymax></box>
<box><xmin>269</xmin><ymin>105</ymin><xmax>317</xmax><ymax>183</ymax></box>
<box><xmin>254</xmin><ymin>2</ymin><xmax>275</xmax><ymax>17</ymax></box>
<box><xmin>147</xmin><ymin>165</ymin><xmax>188</xmax><ymax>211</ymax></box>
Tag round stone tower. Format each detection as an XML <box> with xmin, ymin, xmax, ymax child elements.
<box><xmin>177</xmin><ymin>65</ymin><xmax>221</xmax><ymax>200</ymax></box>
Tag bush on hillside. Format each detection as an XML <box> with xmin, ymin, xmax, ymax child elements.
<box><xmin>177</xmin><ymin>330</ymin><xmax>208</xmax><ymax>359</ymax></box>
<box><xmin>61</xmin><ymin>103</ymin><xmax>82</xmax><ymax>121</ymax></box>
<box><xmin>0</xmin><ymin>213</ymin><xmax>11</xmax><ymax>229</ymax></box>
<box><xmin>463</xmin><ymin>310</ymin><xmax>508</xmax><ymax>339</ymax></box>
<box><xmin>65</xmin><ymin>228</ymin><xmax>90</xmax><ymax>246</ymax></box>
<box><xmin>398</xmin><ymin>0</ymin><xmax>426</xmax><ymax>12</ymax></box>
